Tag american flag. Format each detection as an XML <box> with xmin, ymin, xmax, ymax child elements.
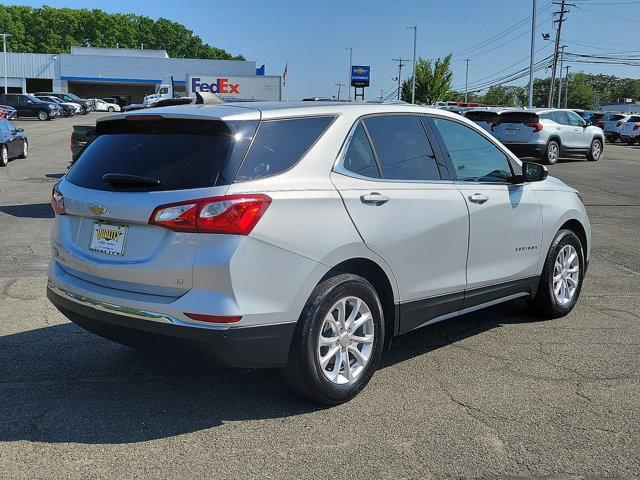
<box><xmin>282</xmin><ymin>63</ymin><xmax>288</xmax><ymax>87</ymax></box>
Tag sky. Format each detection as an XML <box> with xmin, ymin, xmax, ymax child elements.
<box><xmin>4</xmin><ymin>0</ymin><xmax>640</xmax><ymax>100</ymax></box>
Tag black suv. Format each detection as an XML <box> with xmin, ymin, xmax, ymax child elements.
<box><xmin>0</xmin><ymin>94</ymin><xmax>61</xmax><ymax>120</ymax></box>
<box><xmin>34</xmin><ymin>92</ymin><xmax>95</xmax><ymax>114</ymax></box>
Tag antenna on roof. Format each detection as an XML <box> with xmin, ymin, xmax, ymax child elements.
<box><xmin>194</xmin><ymin>91</ymin><xmax>224</xmax><ymax>105</ymax></box>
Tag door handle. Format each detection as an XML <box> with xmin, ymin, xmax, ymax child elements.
<box><xmin>468</xmin><ymin>193</ymin><xmax>489</xmax><ymax>204</ymax></box>
<box><xmin>360</xmin><ymin>192</ymin><xmax>389</xmax><ymax>206</ymax></box>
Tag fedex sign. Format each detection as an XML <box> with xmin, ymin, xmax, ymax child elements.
<box><xmin>191</xmin><ymin>77</ymin><xmax>240</xmax><ymax>95</ymax></box>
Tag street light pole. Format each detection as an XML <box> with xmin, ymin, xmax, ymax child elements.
<box><xmin>2</xmin><ymin>33</ymin><xmax>11</xmax><ymax>95</ymax></box>
<box><xmin>557</xmin><ymin>45</ymin><xmax>565</xmax><ymax>108</ymax></box>
<box><xmin>335</xmin><ymin>83</ymin><xmax>344</xmax><ymax>101</ymax></box>
<box><xmin>345</xmin><ymin>47</ymin><xmax>353</xmax><ymax>101</ymax></box>
<box><xmin>407</xmin><ymin>26</ymin><xmax>417</xmax><ymax>104</ymax></box>
<box><xmin>528</xmin><ymin>0</ymin><xmax>537</xmax><ymax>107</ymax></box>
<box><xmin>564</xmin><ymin>65</ymin><xmax>570</xmax><ymax>108</ymax></box>
<box><xmin>464</xmin><ymin>59</ymin><xmax>470</xmax><ymax>103</ymax></box>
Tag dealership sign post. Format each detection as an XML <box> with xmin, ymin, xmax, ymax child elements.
<box><xmin>350</xmin><ymin>65</ymin><xmax>370</xmax><ymax>101</ymax></box>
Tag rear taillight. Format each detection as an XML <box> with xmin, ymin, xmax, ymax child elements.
<box><xmin>51</xmin><ymin>185</ymin><xmax>65</xmax><ymax>215</ymax></box>
<box><xmin>633</xmin><ymin>123</ymin><xmax>640</xmax><ymax>130</ymax></box>
<box><xmin>149</xmin><ymin>194</ymin><xmax>272</xmax><ymax>235</ymax></box>
<box><xmin>525</xmin><ymin>121</ymin><xmax>543</xmax><ymax>132</ymax></box>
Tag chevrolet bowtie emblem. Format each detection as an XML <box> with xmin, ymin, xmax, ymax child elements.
<box><xmin>89</xmin><ymin>205</ymin><xmax>107</xmax><ymax>215</ymax></box>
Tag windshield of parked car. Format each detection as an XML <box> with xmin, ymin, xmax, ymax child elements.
<box><xmin>65</xmin><ymin>93</ymin><xmax>82</xmax><ymax>101</ymax></box>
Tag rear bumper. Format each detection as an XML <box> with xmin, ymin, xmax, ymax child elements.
<box><xmin>47</xmin><ymin>285</ymin><xmax>296</xmax><ymax>368</ymax></box>
<box><xmin>503</xmin><ymin>143</ymin><xmax>544</xmax><ymax>157</ymax></box>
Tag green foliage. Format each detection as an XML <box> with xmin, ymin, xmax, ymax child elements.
<box><xmin>0</xmin><ymin>5</ymin><xmax>244</xmax><ymax>60</ymax></box>
<box><xmin>483</xmin><ymin>85</ymin><xmax>527</xmax><ymax>107</ymax></box>
<box><xmin>567</xmin><ymin>73</ymin><xmax>597</xmax><ymax>110</ymax></box>
<box><xmin>401</xmin><ymin>54</ymin><xmax>453</xmax><ymax>104</ymax></box>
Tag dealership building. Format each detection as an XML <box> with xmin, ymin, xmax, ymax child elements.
<box><xmin>0</xmin><ymin>46</ymin><xmax>281</xmax><ymax>104</ymax></box>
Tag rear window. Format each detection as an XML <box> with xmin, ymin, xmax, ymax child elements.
<box><xmin>628</xmin><ymin>116</ymin><xmax>640</xmax><ymax>122</ymax></box>
<box><xmin>610</xmin><ymin>114</ymin><xmax>626</xmax><ymax>121</ymax></box>
<box><xmin>66</xmin><ymin>118</ymin><xmax>258</xmax><ymax>191</ymax></box>
<box><xmin>496</xmin><ymin>112</ymin><xmax>538</xmax><ymax>125</ymax></box>
<box><xmin>235</xmin><ymin>116</ymin><xmax>334</xmax><ymax>181</ymax></box>
<box><xmin>464</xmin><ymin>111</ymin><xmax>499</xmax><ymax>122</ymax></box>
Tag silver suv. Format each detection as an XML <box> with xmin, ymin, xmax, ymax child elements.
<box><xmin>48</xmin><ymin>102</ymin><xmax>591</xmax><ymax>404</ymax></box>
<box><xmin>491</xmin><ymin>109</ymin><xmax>604</xmax><ymax>164</ymax></box>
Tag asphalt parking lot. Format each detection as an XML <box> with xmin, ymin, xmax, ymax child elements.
<box><xmin>1</xmin><ymin>113</ymin><xmax>639</xmax><ymax>479</ymax></box>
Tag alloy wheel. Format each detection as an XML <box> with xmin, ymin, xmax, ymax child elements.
<box><xmin>317</xmin><ymin>296</ymin><xmax>375</xmax><ymax>385</ymax></box>
<box><xmin>592</xmin><ymin>141</ymin><xmax>602</xmax><ymax>160</ymax></box>
<box><xmin>547</xmin><ymin>143</ymin><xmax>559</xmax><ymax>163</ymax></box>
<box><xmin>553</xmin><ymin>245</ymin><xmax>580</xmax><ymax>305</ymax></box>
<box><xmin>1</xmin><ymin>147</ymin><xmax>7</xmax><ymax>166</ymax></box>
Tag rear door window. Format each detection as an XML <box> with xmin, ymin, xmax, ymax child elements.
<box><xmin>66</xmin><ymin>118</ymin><xmax>258</xmax><ymax>191</ymax></box>
<box><xmin>342</xmin><ymin>122</ymin><xmax>380</xmax><ymax>178</ymax></box>
<box><xmin>363</xmin><ymin>115</ymin><xmax>441</xmax><ymax>181</ymax></box>
<box><xmin>235</xmin><ymin>116</ymin><xmax>334</xmax><ymax>181</ymax></box>
<box><xmin>552</xmin><ymin>111</ymin><xmax>570</xmax><ymax>125</ymax></box>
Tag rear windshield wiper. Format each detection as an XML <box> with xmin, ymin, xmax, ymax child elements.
<box><xmin>102</xmin><ymin>173</ymin><xmax>161</xmax><ymax>188</ymax></box>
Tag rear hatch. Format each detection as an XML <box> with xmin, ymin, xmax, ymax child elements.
<box><xmin>55</xmin><ymin>112</ymin><xmax>259</xmax><ymax>297</ymax></box>
<box><xmin>605</xmin><ymin>114</ymin><xmax>628</xmax><ymax>132</ymax></box>
<box><xmin>464</xmin><ymin>110</ymin><xmax>499</xmax><ymax>132</ymax></box>
<box><xmin>622</xmin><ymin>116</ymin><xmax>640</xmax><ymax>135</ymax></box>
<box><xmin>491</xmin><ymin>111</ymin><xmax>539</xmax><ymax>144</ymax></box>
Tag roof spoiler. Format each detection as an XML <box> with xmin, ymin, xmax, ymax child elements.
<box><xmin>195</xmin><ymin>92</ymin><xmax>225</xmax><ymax>105</ymax></box>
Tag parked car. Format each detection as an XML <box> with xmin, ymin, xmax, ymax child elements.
<box><xmin>34</xmin><ymin>92</ymin><xmax>95</xmax><ymax>114</ymax></box>
<box><xmin>102</xmin><ymin>97</ymin><xmax>118</xmax><ymax>105</ymax></box>
<box><xmin>47</xmin><ymin>102</ymin><xmax>591</xmax><ymax>404</ymax></box>
<box><xmin>0</xmin><ymin>118</ymin><xmax>28</xmax><ymax>166</ymax></box>
<box><xmin>0</xmin><ymin>105</ymin><xmax>17</xmax><ymax>119</ymax></box>
<box><xmin>575</xmin><ymin>110</ymin><xmax>605</xmax><ymax>129</ymax></box>
<box><xmin>491</xmin><ymin>109</ymin><xmax>604</xmax><ymax>164</ymax></box>
<box><xmin>0</xmin><ymin>93</ymin><xmax>62</xmax><ymax>120</ymax></box>
<box><xmin>463</xmin><ymin>108</ymin><xmax>510</xmax><ymax>133</ymax></box>
<box><xmin>620</xmin><ymin>114</ymin><xmax>640</xmax><ymax>145</ymax></box>
<box><xmin>70</xmin><ymin>124</ymin><xmax>95</xmax><ymax>163</ymax></box>
<box><xmin>35</xmin><ymin>95</ymin><xmax>77</xmax><ymax>117</ymax></box>
<box><xmin>603</xmin><ymin>113</ymin><xmax>630</xmax><ymax>142</ymax></box>
<box><xmin>93</xmin><ymin>98</ymin><xmax>121</xmax><ymax>112</ymax></box>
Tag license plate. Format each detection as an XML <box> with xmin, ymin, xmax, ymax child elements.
<box><xmin>89</xmin><ymin>222</ymin><xmax>128</xmax><ymax>256</ymax></box>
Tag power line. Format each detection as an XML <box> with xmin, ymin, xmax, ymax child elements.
<box><xmin>451</xmin><ymin>1</ymin><xmax>553</xmax><ymax>58</ymax></box>
<box><xmin>574</xmin><ymin>5</ymin><xmax>640</xmax><ymax>23</ymax></box>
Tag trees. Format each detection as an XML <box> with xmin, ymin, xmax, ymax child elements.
<box><xmin>483</xmin><ymin>85</ymin><xmax>526</xmax><ymax>107</ymax></box>
<box><xmin>0</xmin><ymin>5</ymin><xmax>244</xmax><ymax>60</ymax></box>
<box><xmin>401</xmin><ymin>54</ymin><xmax>453</xmax><ymax>104</ymax></box>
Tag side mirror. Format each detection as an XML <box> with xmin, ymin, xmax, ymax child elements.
<box><xmin>17</xmin><ymin>128</ymin><xmax>24</xmax><ymax>133</ymax></box>
<box><xmin>584</xmin><ymin>120</ymin><xmax>592</xmax><ymax>127</ymax></box>
<box><xmin>521</xmin><ymin>161</ymin><xmax>548</xmax><ymax>182</ymax></box>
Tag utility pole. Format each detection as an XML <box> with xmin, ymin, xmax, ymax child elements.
<box><xmin>345</xmin><ymin>47</ymin><xmax>353</xmax><ymax>101</ymax></box>
<box><xmin>2</xmin><ymin>33</ymin><xmax>11</xmax><ymax>94</ymax></box>
<box><xmin>407</xmin><ymin>26</ymin><xmax>417</xmax><ymax>104</ymax></box>
<box><xmin>548</xmin><ymin>0</ymin><xmax>572</xmax><ymax>108</ymax></box>
<box><xmin>335</xmin><ymin>83</ymin><xmax>344</xmax><ymax>101</ymax></box>
<box><xmin>392</xmin><ymin>58</ymin><xmax>410</xmax><ymax>101</ymax></box>
<box><xmin>564</xmin><ymin>65</ymin><xmax>570</xmax><ymax>108</ymax></box>
<box><xmin>556</xmin><ymin>45</ymin><xmax>565</xmax><ymax>108</ymax></box>
<box><xmin>528</xmin><ymin>0</ymin><xmax>537</xmax><ymax>108</ymax></box>
<box><xmin>464</xmin><ymin>59</ymin><xmax>470</xmax><ymax>102</ymax></box>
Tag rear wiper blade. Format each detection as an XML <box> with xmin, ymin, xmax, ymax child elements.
<box><xmin>102</xmin><ymin>173</ymin><xmax>161</xmax><ymax>187</ymax></box>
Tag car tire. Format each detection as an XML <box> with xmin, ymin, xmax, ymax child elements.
<box><xmin>627</xmin><ymin>139</ymin><xmax>636</xmax><ymax>146</ymax></box>
<box><xmin>544</xmin><ymin>139</ymin><xmax>560</xmax><ymax>165</ymax></box>
<box><xmin>528</xmin><ymin>229</ymin><xmax>585</xmax><ymax>319</ymax></box>
<box><xmin>587</xmin><ymin>138</ymin><xmax>603</xmax><ymax>161</ymax></box>
<box><xmin>281</xmin><ymin>273</ymin><xmax>385</xmax><ymax>405</ymax></box>
<box><xmin>0</xmin><ymin>145</ymin><xmax>8</xmax><ymax>167</ymax></box>
<box><xmin>38</xmin><ymin>110</ymin><xmax>49</xmax><ymax>121</ymax></box>
<box><xmin>18</xmin><ymin>140</ymin><xmax>28</xmax><ymax>159</ymax></box>
<box><xmin>107</xmin><ymin>106</ymin><xmax>114</xmax><ymax>112</ymax></box>
<box><xmin>81</xmin><ymin>106</ymin><xmax>87</xmax><ymax>115</ymax></box>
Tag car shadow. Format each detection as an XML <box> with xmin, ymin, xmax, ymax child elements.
<box><xmin>0</xmin><ymin>299</ymin><xmax>535</xmax><ymax>445</ymax></box>
<box><xmin>0</xmin><ymin>202</ymin><xmax>54</xmax><ymax>218</ymax></box>
<box><xmin>45</xmin><ymin>173</ymin><xmax>64</xmax><ymax>179</ymax></box>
